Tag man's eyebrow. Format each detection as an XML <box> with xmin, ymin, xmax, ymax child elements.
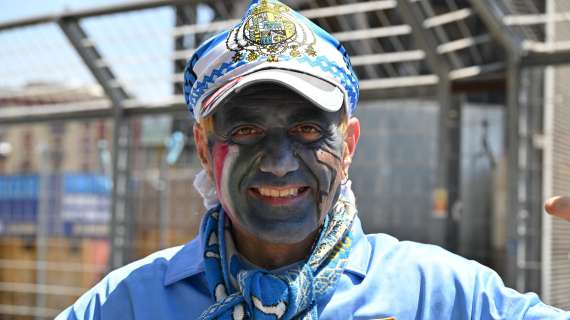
<box><xmin>220</xmin><ymin>104</ymin><xmax>267</xmax><ymax>123</ymax></box>
<box><xmin>288</xmin><ymin>108</ymin><xmax>333</xmax><ymax>124</ymax></box>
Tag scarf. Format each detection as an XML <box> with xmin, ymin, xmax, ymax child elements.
<box><xmin>198</xmin><ymin>185</ymin><xmax>357</xmax><ymax>320</ymax></box>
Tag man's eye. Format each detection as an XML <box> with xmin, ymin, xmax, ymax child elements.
<box><xmin>230</xmin><ymin>126</ymin><xmax>264</xmax><ymax>143</ymax></box>
<box><xmin>290</xmin><ymin>124</ymin><xmax>322</xmax><ymax>142</ymax></box>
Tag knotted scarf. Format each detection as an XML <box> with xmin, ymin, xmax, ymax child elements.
<box><xmin>198</xmin><ymin>186</ymin><xmax>357</xmax><ymax>320</ymax></box>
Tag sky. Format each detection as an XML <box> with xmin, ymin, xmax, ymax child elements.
<box><xmin>0</xmin><ymin>1</ymin><xmax>213</xmax><ymax>103</ymax></box>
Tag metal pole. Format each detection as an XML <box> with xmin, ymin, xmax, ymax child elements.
<box><xmin>158</xmin><ymin>156</ymin><xmax>170</xmax><ymax>249</ymax></box>
<box><xmin>396</xmin><ymin>0</ymin><xmax>460</xmax><ymax>250</ymax></box>
<box><xmin>541</xmin><ymin>0</ymin><xmax>556</xmax><ymax>303</ymax></box>
<box><xmin>109</xmin><ymin>120</ymin><xmax>131</xmax><ymax>268</ymax></box>
<box><xmin>440</xmin><ymin>82</ymin><xmax>462</xmax><ymax>253</ymax></box>
<box><xmin>506</xmin><ymin>57</ymin><xmax>528</xmax><ymax>292</ymax></box>
<box><xmin>35</xmin><ymin>144</ymin><xmax>50</xmax><ymax>320</ymax></box>
<box><xmin>516</xmin><ymin>66</ymin><xmax>528</xmax><ymax>293</ymax></box>
<box><xmin>506</xmin><ymin>62</ymin><xmax>544</xmax><ymax>293</ymax></box>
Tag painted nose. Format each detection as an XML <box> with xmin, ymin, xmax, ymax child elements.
<box><xmin>259</xmin><ymin>137</ymin><xmax>300</xmax><ymax>177</ymax></box>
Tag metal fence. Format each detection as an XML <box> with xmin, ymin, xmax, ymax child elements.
<box><xmin>1</xmin><ymin>0</ymin><xmax>570</xmax><ymax>318</ymax></box>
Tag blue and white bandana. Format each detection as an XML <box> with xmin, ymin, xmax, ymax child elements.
<box><xmin>183</xmin><ymin>0</ymin><xmax>360</xmax><ymax>122</ymax></box>
<box><xmin>198</xmin><ymin>186</ymin><xmax>357</xmax><ymax>320</ymax></box>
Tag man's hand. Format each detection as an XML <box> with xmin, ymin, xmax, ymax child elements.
<box><xmin>544</xmin><ymin>196</ymin><xmax>570</xmax><ymax>221</ymax></box>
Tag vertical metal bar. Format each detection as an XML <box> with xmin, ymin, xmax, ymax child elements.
<box><xmin>171</xmin><ymin>3</ymin><xmax>198</xmax><ymax>133</ymax></box>
<box><xmin>468</xmin><ymin>0</ymin><xmax>536</xmax><ymax>290</ymax></box>
<box><xmin>511</xmin><ymin>66</ymin><xmax>530</xmax><ymax>292</ymax></box>
<box><xmin>506</xmin><ymin>57</ymin><xmax>529</xmax><ymax>291</ymax></box>
<box><xmin>159</xmin><ymin>158</ymin><xmax>170</xmax><ymax>249</ymax></box>
<box><xmin>110</xmin><ymin>119</ymin><xmax>131</xmax><ymax>268</ymax></box>
<box><xmin>440</xmin><ymin>80</ymin><xmax>462</xmax><ymax>253</ymax></box>
<box><xmin>506</xmin><ymin>63</ymin><xmax>544</xmax><ymax>293</ymax></box>
<box><xmin>529</xmin><ymin>68</ymin><xmax>544</xmax><ymax>293</ymax></box>
<box><xmin>397</xmin><ymin>0</ymin><xmax>460</xmax><ymax>250</ymax></box>
<box><xmin>541</xmin><ymin>0</ymin><xmax>555</xmax><ymax>303</ymax></box>
<box><xmin>35</xmin><ymin>145</ymin><xmax>50</xmax><ymax>320</ymax></box>
<box><xmin>506</xmin><ymin>58</ymin><xmax>519</xmax><ymax>288</ymax></box>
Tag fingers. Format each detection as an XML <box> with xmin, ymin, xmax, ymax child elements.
<box><xmin>544</xmin><ymin>196</ymin><xmax>570</xmax><ymax>221</ymax></box>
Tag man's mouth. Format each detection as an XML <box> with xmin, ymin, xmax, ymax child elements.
<box><xmin>249</xmin><ymin>186</ymin><xmax>310</xmax><ymax>204</ymax></box>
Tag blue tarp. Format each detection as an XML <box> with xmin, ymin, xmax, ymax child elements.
<box><xmin>0</xmin><ymin>173</ymin><xmax>111</xmax><ymax>235</ymax></box>
<box><xmin>64</xmin><ymin>174</ymin><xmax>111</xmax><ymax>195</ymax></box>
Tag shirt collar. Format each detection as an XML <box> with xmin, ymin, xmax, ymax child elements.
<box><xmin>342</xmin><ymin>215</ymin><xmax>371</xmax><ymax>279</ymax></box>
<box><xmin>164</xmin><ymin>214</ymin><xmax>371</xmax><ymax>286</ymax></box>
<box><xmin>163</xmin><ymin>236</ymin><xmax>204</xmax><ymax>286</ymax></box>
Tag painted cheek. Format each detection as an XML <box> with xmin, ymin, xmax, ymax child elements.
<box><xmin>315</xmin><ymin>147</ymin><xmax>343</xmax><ymax>212</ymax></box>
<box><xmin>212</xmin><ymin>142</ymin><xmax>229</xmax><ymax>196</ymax></box>
<box><xmin>315</xmin><ymin>148</ymin><xmax>343</xmax><ymax>188</ymax></box>
<box><xmin>211</xmin><ymin>142</ymin><xmax>240</xmax><ymax>215</ymax></box>
<box><xmin>295</xmin><ymin>143</ymin><xmax>343</xmax><ymax>215</ymax></box>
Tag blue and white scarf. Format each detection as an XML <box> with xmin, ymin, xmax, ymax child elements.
<box><xmin>198</xmin><ymin>186</ymin><xmax>357</xmax><ymax>320</ymax></box>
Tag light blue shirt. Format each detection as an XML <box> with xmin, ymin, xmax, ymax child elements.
<box><xmin>57</xmin><ymin>217</ymin><xmax>569</xmax><ymax>319</ymax></box>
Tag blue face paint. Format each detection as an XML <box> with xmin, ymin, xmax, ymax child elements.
<box><xmin>208</xmin><ymin>84</ymin><xmax>345</xmax><ymax>244</ymax></box>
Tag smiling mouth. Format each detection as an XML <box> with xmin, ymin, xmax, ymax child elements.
<box><xmin>249</xmin><ymin>186</ymin><xmax>310</xmax><ymax>202</ymax></box>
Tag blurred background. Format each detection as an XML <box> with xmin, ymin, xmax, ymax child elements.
<box><xmin>0</xmin><ymin>0</ymin><xmax>569</xmax><ymax>318</ymax></box>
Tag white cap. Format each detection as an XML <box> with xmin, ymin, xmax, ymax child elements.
<box><xmin>183</xmin><ymin>0</ymin><xmax>360</xmax><ymax>122</ymax></box>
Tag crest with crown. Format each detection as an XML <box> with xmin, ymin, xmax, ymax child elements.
<box><xmin>226</xmin><ymin>0</ymin><xmax>317</xmax><ymax>62</ymax></box>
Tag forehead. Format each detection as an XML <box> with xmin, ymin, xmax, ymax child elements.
<box><xmin>213</xmin><ymin>84</ymin><xmax>341</xmax><ymax>126</ymax></box>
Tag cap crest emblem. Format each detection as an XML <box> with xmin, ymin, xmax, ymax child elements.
<box><xmin>226</xmin><ymin>0</ymin><xmax>317</xmax><ymax>63</ymax></box>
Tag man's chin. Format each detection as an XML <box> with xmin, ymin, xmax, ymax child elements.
<box><xmin>255</xmin><ymin>231</ymin><xmax>314</xmax><ymax>244</ymax></box>
<box><xmin>246</xmin><ymin>219</ymin><xmax>319</xmax><ymax>244</ymax></box>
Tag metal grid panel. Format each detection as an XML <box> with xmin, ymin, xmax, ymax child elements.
<box><xmin>80</xmin><ymin>7</ymin><xmax>176</xmax><ymax>105</ymax></box>
<box><xmin>0</xmin><ymin>119</ymin><xmax>113</xmax><ymax>319</ymax></box>
<box><xmin>548</xmin><ymin>64</ymin><xmax>570</xmax><ymax>309</ymax></box>
<box><xmin>127</xmin><ymin>115</ymin><xmax>204</xmax><ymax>258</ymax></box>
<box><xmin>0</xmin><ymin>23</ymin><xmax>109</xmax><ymax>114</ymax></box>
<box><xmin>351</xmin><ymin>99</ymin><xmax>439</xmax><ymax>243</ymax></box>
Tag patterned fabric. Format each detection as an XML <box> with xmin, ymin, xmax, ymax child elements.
<box><xmin>198</xmin><ymin>195</ymin><xmax>357</xmax><ymax>320</ymax></box>
<box><xmin>183</xmin><ymin>0</ymin><xmax>359</xmax><ymax>122</ymax></box>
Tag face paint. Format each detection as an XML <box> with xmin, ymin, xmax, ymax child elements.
<box><xmin>207</xmin><ymin>84</ymin><xmax>345</xmax><ymax>244</ymax></box>
<box><xmin>295</xmin><ymin>144</ymin><xmax>344</xmax><ymax>217</ymax></box>
<box><xmin>211</xmin><ymin>142</ymin><xmax>239</xmax><ymax>217</ymax></box>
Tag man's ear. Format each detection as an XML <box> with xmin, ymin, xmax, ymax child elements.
<box><xmin>193</xmin><ymin>123</ymin><xmax>213</xmax><ymax>177</ymax></box>
<box><xmin>342</xmin><ymin>117</ymin><xmax>360</xmax><ymax>176</ymax></box>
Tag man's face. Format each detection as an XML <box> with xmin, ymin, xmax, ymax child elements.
<box><xmin>196</xmin><ymin>85</ymin><xmax>358</xmax><ymax>244</ymax></box>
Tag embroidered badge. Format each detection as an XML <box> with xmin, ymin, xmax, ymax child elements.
<box><xmin>226</xmin><ymin>0</ymin><xmax>317</xmax><ymax>62</ymax></box>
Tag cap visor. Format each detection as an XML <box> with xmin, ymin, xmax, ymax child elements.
<box><xmin>201</xmin><ymin>69</ymin><xmax>344</xmax><ymax>119</ymax></box>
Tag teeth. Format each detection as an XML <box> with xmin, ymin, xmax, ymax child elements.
<box><xmin>257</xmin><ymin>187</ymin><xmax>301</xmax><ymax>198</ymax></box>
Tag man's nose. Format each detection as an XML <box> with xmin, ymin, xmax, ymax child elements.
<box><xmin>259</xmin><ymin>137</ymin><xmax>300</xmax><ymax>177</ymax></box>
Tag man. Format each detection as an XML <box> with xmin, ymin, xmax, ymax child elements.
<box><xmin>58</xmin><ymin>0</ymin><xmax>570</xmax><ymax>319</ymax></box>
